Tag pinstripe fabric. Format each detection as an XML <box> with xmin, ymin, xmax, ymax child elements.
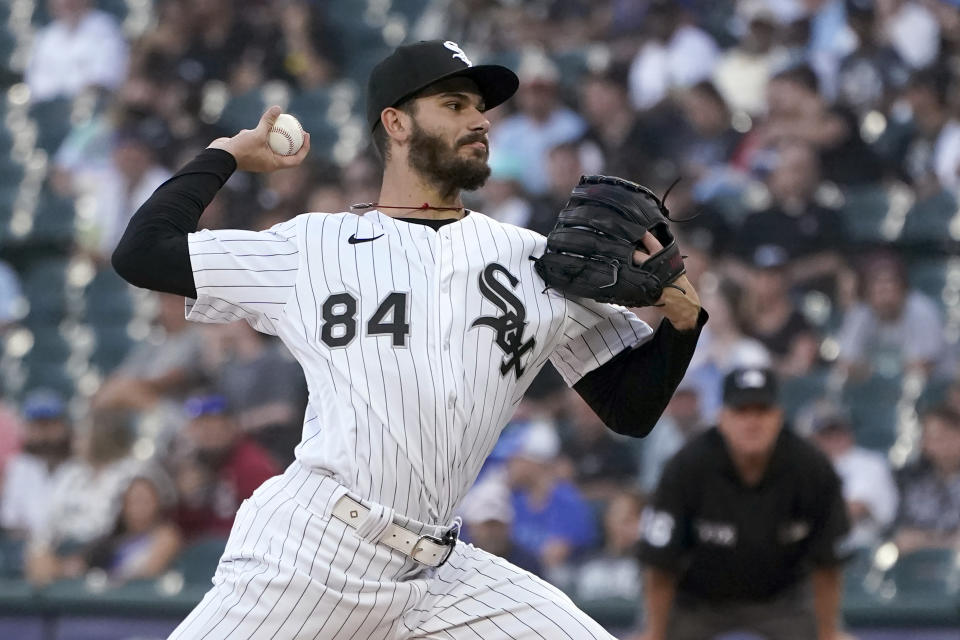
<box><xmin>185</xmin><ymin>210</ymin><xmax>651</xmax><ymax>526</ymax></box>
<box><xmin>168</xmin><ymin>466</ymin><xmax>614</xmax><ymax>640</ymax></box>
<box><xmin>176</xmin><ymin>209</ymin><xmax>649</xmax><ymax>638</ymax></box>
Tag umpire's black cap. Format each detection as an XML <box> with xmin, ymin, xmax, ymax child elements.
<box><xmin>723</xmin><ymin>367</ymin><xmax>779</xmax><ymax>408</ymax></box>
<box><xmin>366</xmin><ymin>40</ymin><xmax>519</xmax><ymax>131</ymax></box>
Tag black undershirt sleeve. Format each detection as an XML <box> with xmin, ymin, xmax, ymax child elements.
<box><xmin>111</xmin><ymin>148</ymin><xmax>237</xmax><ymax>299</ymax></box>
<box><xmin>573</xmin><ymin>308</ymin><xmax>708</xmax><ymax>438</ymax></box>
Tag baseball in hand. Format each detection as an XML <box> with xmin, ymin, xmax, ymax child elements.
<box><xmin>268</xmin><ymin>114</ymin><xmax>305</xmax><ymax>156</ymax></box>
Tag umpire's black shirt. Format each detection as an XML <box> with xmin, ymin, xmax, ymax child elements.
<box><xmin>637</xmin><ymin>426</ymin><xmax>850</xmax><ymax>603</ymax></box>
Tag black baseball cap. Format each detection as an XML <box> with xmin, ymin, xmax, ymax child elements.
<box><xmin>366</xmin><ymin>40</ymin><xmax>519</xmax><ymax>131</ymax></box>
<box><xmin>723</xmin><ymin>367</ymin><xmax>779</xmax><ymax>408</ymax></box>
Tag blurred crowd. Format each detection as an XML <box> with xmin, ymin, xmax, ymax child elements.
<box><xmin>2</xmin><ymin>0</ymin><xmax>960</xmax><ymax>630</ymax></box>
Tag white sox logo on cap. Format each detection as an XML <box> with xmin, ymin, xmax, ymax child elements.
<box><xmin>738</xmin><ymin>368</ymin><xmax>767</xmax><ymax>389</ymax></box>
<box><xmin>443</xmin><ymin>40</ymin><xmax>472</xmax><ymax>66</ymax></box>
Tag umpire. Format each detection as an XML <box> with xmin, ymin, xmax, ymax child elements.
<box><xmin>634</xmin><ymin>367</ymin><xmax>852</xmax><ymax>640</ymax></box>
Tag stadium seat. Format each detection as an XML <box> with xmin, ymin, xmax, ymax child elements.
<box><xmin>21</xmin><ymin>257</ymin><xmax>70</xmax><ymax>323</ymax></box>
<box><xmin>28</xmin><ymin>98</ymin><xmax>74</xmax><ymax>155</ymax></box>
<box><xmin>324</xmin><ymin>0</ymin><xmax>364</xmax><ymax>29</ymax></box>
<box><xmin>900</xmin><ymin>190</ymin><xmax>958</xmax><ymax>247</ymax></box>
<box><xmin>552</xmin><ymin>49</ymin><xmax>592</xmax><ymax>89</ymax></box>
<box><xmin>27</xmin><ymin>188</ymin><xmax>77</xmax><ymax>247</ymax></box>
<box><xmin>0</xmin><ymin>184</ymin><xmax>20</xmax><ymax>238</ymax></box>
<box><xmin>881</xmin><ymin>548</ymin><xmax>960</xmax><ymax>626</ymax></box>
<box><xmin>172</xmin><ymin>536</ymin><xmax>227</xmax><ymax>585</ymax></box>
<box><xmin>286</xmin><ymin>88</ymin><xmax>339</xmax><ymax>151</ymax></box>
<box><xmin>97</xmin><ymin>0</ymin><xmax>130</xmax><ymax>23</ymax></box>
<box><xmin>0</xmin><ymin>535</ymin><xmax>25</xmax><ymax>579</ymax></box>
<box><xmin>84</xmin><ymin>268</ymin><xmax>134</xmax><ymax>325</ymax></box>
<box><xmin>89</xmin><ymin>325</ymin><xmax>133</xmax><ymax>375</ymax></box>
<box><xmin>216</xmin><ymin>90</ymin><xmax>269</xmax><ymax>137</ymax></box>
<box><xmin>838</xmin><ymin>184</ymin><xmax>891</xmax><ymax>245</ymax></box>
<box><xmin>0</xmin><ymin>28</ymin><xmax>15</xmax><ymax>72</ymax></box>
<box><xmin>24</xmin><ymin>325</ymin><xmax>71</xmax><ymax>365</ymax></box>
<box><xmin>342</xmin><ymin>39</ymin><xmax>393</xmax><ymax>87</ymax></box>
<box><xmin>0</xmin><ymin>578</ymin><xmax>40</xmax><ymax>617</ymax></box>
<box><xmin>908</xmin><ymin>257</ymin><xmax>954</xmax><ymax>309</ymax></box>
<box><xmin>0</xmin><ymin>157</ymin><xmax>25</xmax><ymax>187</ymax></box>
<box><xmin>779</xmin><ymin>369</ymin><xmax>831</xmax><ymax>424</ymax></box>
<box><xmin>390</xmin><ymin>0</ymin><xmax>432</xmax><ymax>22</ymax></box>
<box><xmin>842</xmin><ymin>373</ymin><xmax>903</xmax><ymax>452</ymax></box>
<box><xmin>21</xmin><ymin>361</ymin><xmax>74</xmax><ymax>398</ymax></box>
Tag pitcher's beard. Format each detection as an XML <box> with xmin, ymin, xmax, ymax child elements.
<box><xmin>407</xmin><ymin>119</ymin><xmax>490</xmax><ymax>200</ymax></box>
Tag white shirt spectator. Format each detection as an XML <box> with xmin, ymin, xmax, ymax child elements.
<box><xmin>0</xmin><ymin>260</ymin><xmax>23</xmax><ymax>326</ymax></box>
<box><xmin>838</xmin><ymin>291</ymin><xmax>951</xmax><ymax>379</ymax></box>
<box><xmin>883</xmin><ymin>1</ymin><xmax>940</xmax><ymax>69</ymax></box>
<box><xmin>0</xmin><ymin>454</ymin><xmax>70</xmax><ymax>535</ymax></box>
<box><xmin>30</xmin><ymin>457</ymin><xmax>138</xmax><ymax>549</ymax></box>
<box><xmin>90</xmin><ymin>164</ymin><xmax>172</xmax><ymax>256</ymax></box>
<box><xmin>933</xmin><ymin>120</ymin><xmax>960</xmax><ymax>193</ymax></box>
<box><xmin>628</xmin><ymin>24</ymin><xmax>720</xmax><ymax>110</ymax></box>
<box><xmin>682</xmin><ymin>325</ymin><xmax>772</xmax><ymax>422</ymax></box>
<box><xmin>26</xmin><ymin>9</ymin><xmax>128</xmax><ymax>102</ymax></box>
<box><xmin>490</xmin><ymin>108</ymin><xmax>586</xmax><ymax>196</ymax></box>
<box><xmin>832</xmin><ymin>446</ymin><xmax>899</xmax><ymax>547</ymax></box>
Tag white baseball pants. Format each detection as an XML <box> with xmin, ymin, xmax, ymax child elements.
<box><xmin>167</xmin><ymin>463</ymin><xmax>616</xmax><ymax>640</ymax></box>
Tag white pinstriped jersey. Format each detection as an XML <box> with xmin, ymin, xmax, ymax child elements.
<box><xmin>186</xmin><ymin>210</ymin><xmax>651</xmax><ymax>524</ymax></box>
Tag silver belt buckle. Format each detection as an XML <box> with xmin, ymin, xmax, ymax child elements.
<box><xmin>411</xmin><ymin>526</ymin><xmax>458</xmax><ymax>567</ymax></box>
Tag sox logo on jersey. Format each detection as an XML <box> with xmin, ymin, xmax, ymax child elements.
<box><xmin>471</xmin><ymin>263</ymin><xmax>536</xmax><ymax>377</ymax></box>
<box><xmin>170</xmin><ymin>209</ymin><xmax>650</xmax><ymax>639</ymax></box>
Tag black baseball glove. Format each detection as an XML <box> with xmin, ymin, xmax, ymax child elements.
<box><xmin>532</xmin><ymin>175</ymin><xmax>686</xmax><ymax>307</ymax></box>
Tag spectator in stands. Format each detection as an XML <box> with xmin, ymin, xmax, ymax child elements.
<box><xmin>894</xmin><ymin>405</ymin><xmax>960</xmax><ymax>553</ymax></box>
<box><xmin>713</xmin><ymin>4</ymin><xmax>780</xmax><ymax>117</ymax></box>
<box><xmin>877</xmin><ymin>0</ymin><xmax>941</xmax><ymax>70</ymax></box>
<box><xmin>25</xmin><ymin>0</ymin><xmax>128</xmax><ymax>102</ymax></box>
<box><xmin>256</xmin><ymin>160</ymin><xmax>315</xmax><ymax>223</ymax></box>
<box><xmin>489</xmin><ymin>52</ymin><xmax>587</xmax><ymax>196</ymax></box>
<box><xmin>639</xmin><ymin>381</ymin><xmax>704</xmax><ymax>493</ymax></box>
<box><xmin>94</xmin><ymin>293</ymin><xmax>205</xmax><ymax>412</ymax></box>
<box><xmin>558</xmin><ymin>390</ymin><xmax>638</xmax><ymax>502</ymax></box>
<box><xmin>673</xmin><ymin>81</ymin><xmax>741</xmax><ymax>177</ymax></box>
<box><xmin>200</xmin><ymin>321</ymin><xmax>307</xmax><ymax>467</ymax></box>
<box><xmin>82</xmin><ymin>466</ymin><xmax>182</xmax><ymax>583</ymax></box>
<box><xmin>835</xmin><ymin>0</ymin><xmax>910</xmax><ymax>117</ymax></box>
<box><xmin>526</xmin><ymin>142</ymin><xmax>592</xmax><ymax>235</ymax></box>
<box><xmin>506</xmin><ymin>419</ymin><xmax>598</xmax><ymax>579</ymax></box>
<box><xmin>0</xmin><ymin>261</ymin><xmax>23</xmax><ymax>331</ymax></box>
<box><xmin>681</xmin><ymin>282</ymin><xmax>771</xmax><ymax>421</ymax></box>
<box><xmin>731</xmin><ymin>141</ymin><xmax>849</xmax><ymax>294</ymax></box>
<box><xmin>738</xmin><ymin>244</ymin><xmax>820</xmax><ymax>378</ymax></box>
<box><xmin>945</xmin><ymin>377</ymin><xmax>960</xmax><ymax>417</ymax></box>
<box><xmin>0</xmin><ymin>389</ymin><xmax>21</xmax><ymax>491</ymax></box>
<box><xmin>634</xmin><ymin>367</ymin><xmax>851</xmax><ymax>640</ymax></box>
<box><xmin>275</xmin><ymin>0</ymin><xmax>339</xmax><ymax>90</ymax></box>
<box><xmin>671</xmin><ymin>81</ymin><xmax>745</xmax><ymax>201</ymax></box>
<box><xmin>801</xmin><ymin>400</ymin><xmax>899</xmax><ymax>548</ymax></box>
<box><xmin>305</xmin><ymin>181</ymin><xmax>347</xmax><ymax>217</ymax></box>
<box><xmin>173</xmin><ymin>394</ymin><xmax>279</xmax><ymax>541</ymax></box>
<box><xmin>837</xmin><ymin>251</ymin><xmax>952</xmax><ymax>380</ymax></box>
<box><xmin>900</xmin><ymin>67</ymin><xmax>960</xmax><ymax>195</ymax></box>
<box><xmin>749</xmin><ymin>65</ymin><xmax>884</xmax><ymax>187</ymax></box>
<box><xmin>458</xmin><ymin>477</ymin><xmax>542</xmax><ymax>576</ymax></box>
<box><xmin>1</xmin><ymin>389</ymin><xmax>71</xmax><ymax>537</ymax></box>
<box><xmin>627</xmin><ymin>1</ymin><xmax>719</xmax><ymax>111</ymax></box>
<box><xmin>25</xmin><ymin>409</ymin><xmax>138</xmax><ymax>586</ymax></box>
<box><xmin>88</xmin><ymin>117</ymin><xmax>174</xmax><ymax>260</ymax></box>
<box><xmin>578</xmin><ymin>65</ymin><xmax>663</xmax><ymax>183</ymax></box>
<box><xmin>572</xmin><ymin>489</ymin><xmax>645</xmax><ymax>604</ymax></box>
<box><xmin>476</xmin><ymin>152</ymin><xmax>533</xmax><ymax>228</ymax></box>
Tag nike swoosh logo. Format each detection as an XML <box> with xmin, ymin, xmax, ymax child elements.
<box><xmin>348</xmin><ymin>233</ymin><xmax>383</xmax><ymax>244</ymax></box>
